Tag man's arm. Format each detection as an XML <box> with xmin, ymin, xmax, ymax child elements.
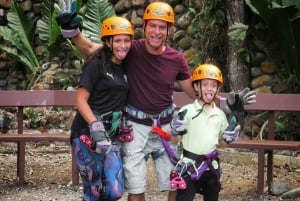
<box><xmin>177</xmin><ymin>78</ymin><xmax>196</xmax><ymax>100</ymax></box>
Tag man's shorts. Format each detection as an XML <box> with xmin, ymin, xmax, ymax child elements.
<box><xmin>121</xmin><ymin>120</ymin><xmax>180</xmax><ymax>194</ymax></box>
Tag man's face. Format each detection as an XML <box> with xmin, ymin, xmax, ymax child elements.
<box><xmin>144</xmin><ymin>19</ymin><xmax>168</xmax><ymax>54</ymax></box>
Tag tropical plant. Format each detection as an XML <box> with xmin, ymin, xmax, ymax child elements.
<box><xmin>37</xmin><ymin>0</ymin><xmax>72</xmax><ymax>60</ymax></box>
<box><xmin>0</xmin><ymin>0</ymin><xmax>39</xmax><ymax>79</ymax></box>
<box><xmin>187</xmin><ymin>0</ymin><xmax>227</xmax><ymax>67</ymax></box>
<box><xmin>228</xmin><ymin>0</ymin><xmax>300</xmax><ymax>92</ymax></box>
<box><xmin>80</xmin><ymin>0</ymin><xmax>115</xmax><ymax>44</ymax></box>
<box><xmin>0</xmin><ymin>0</ymin><xmax>115</xmax><ymax>89</ymax></box>
<box><xmin>228</xmin><ymin>22</ymin><xmax>254</xmax><ymax>65</ymax></box>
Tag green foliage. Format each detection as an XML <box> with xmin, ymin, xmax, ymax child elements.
<box><xmin>80</xmin><ymin>0</ymin><xmax>115</xmax><ymax>43</ymax></box>
<box><xmin>228</xmin><ymin>23</ymin><xmax>254</xmax><ymax>64</ymax></box>
<box><xmin>188</xmin><ymin>0</ymin><xmax>226</xmax><ymax>65</ymax></box>
<box><xmin>230</xmin><ymin>0</ymin><xmax>300</xmax><ymax>92</ymax></box>
<box><xmin>228</xmin><ymin>23</ymin><xmax>248</xmax><ymax>45</ymax></box>
<box><xmin>36</xmin><ymin>0</ymin><xmax>65</xmax><ymax>60</ymax></box>
<box><xmin>0</xmin><ymin>0</ymin><xmax>39</xmax><ymax>74</ymax></box>
<box><xmin>0</xmin><ymin>0</ymin><xmax>115</xmax><ymax>89</ymax></box>
<box><xmin>188</xmin><ymin>52</ymin><xmax>202</xmax><ymax>69</ymax></box>
<box><xmin>24</xmin><ymin>107</ymin><xmax>39</xmax><ymax>128</ymax></box>
<box><xmin>275</xmin><ymin>112</ymin><xmax>300</xmax><ymax>140</ymax></box>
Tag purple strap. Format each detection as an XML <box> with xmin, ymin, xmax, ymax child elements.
<box><xmin>190</xmin><ymin>150</ymin><xmax>218</xmax><ymax>180</ymax></box>
<box><xmin>161</xmin><ymin>138</ymin><xmax>178</xmax><ymax>165</ymax></box>
<box><xmin>156</xmin><ymin>119</ymin><xmax>178</xmax><ymax>165</ymax></box>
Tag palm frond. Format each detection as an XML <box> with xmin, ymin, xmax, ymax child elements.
<box><xmin>82</xmin><ymin>0</ymin><xmax>115</xmax><ymax>43</ymax></box>
<box><xmin>0</xmin><ymin>0</ymin><xmax>40</xmax><ymax>72</ymax></box>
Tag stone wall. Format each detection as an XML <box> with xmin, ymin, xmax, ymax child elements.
<box><xmin>0</xmin><ymin>0</ymin><xmax>288</xmax><ymax>93</ymax></box>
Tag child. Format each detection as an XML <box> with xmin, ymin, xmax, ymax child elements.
<box><xmin>170</xmin><ymin>64</ymin><xmax>241</xmax><ymax>201</ymax></box>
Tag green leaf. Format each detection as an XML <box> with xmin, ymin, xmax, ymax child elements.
<box><xmin>81</xmin><ymin>0</ymin><xmax>115</xmax><ymax>43</ymax></box>
<box><xmin>0</xmin><ymin>0</ymin><xmax>39</xmax><ymax>73</ymax></box>
<box><xmin>37</xmin><ymin>0</ymin><xmax>63</xmax><ymax>60</ymax></box>
<box><xmin>245</xmin><ymin>0</ymin><xmax>300</xmax><ymax>90</ymax></box>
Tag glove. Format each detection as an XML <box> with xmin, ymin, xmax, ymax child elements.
<box><xmin>171</xmin><ymin>109</ymin><xmax>188</xmax><ymax>136</ymax></box>
<box><xmin>222</xmin><ymin>121</ymin><xmax>241</xmax><ymax>144</ymax></box>
<box><xmin>237</xmin><ymin>88</ymin><xmax>257</xmax><ymax>105</ymax></box>
<box><xmin>170</xmin><ymin>119</ymin><xmax>187</xmax><ymax>136</ymax></box>
<box><xmin>89</xmin><ymin>121</ymin><xmax>112</xmax><ymax>153</ymax></box>
<box><xmin>227</xmin><ymin>88</ymin><xmax>257</xmax><ymax>113</ymax></box>
<box><xmin>54</xmin><ymin>0</ymin><xmax>82</xmax><ymax>38</ymax></box>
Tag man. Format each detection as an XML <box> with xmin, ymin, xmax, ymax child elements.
<box><xmin>56</xmin><ymin>2</ymin><xmax>256</xmax><ymax>201</ymax></box>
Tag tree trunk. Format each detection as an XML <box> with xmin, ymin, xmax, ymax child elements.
<box><xmin>224</xmin><ymin>0</ymin><xmax>250</xmax><ymax>92</ymax></box>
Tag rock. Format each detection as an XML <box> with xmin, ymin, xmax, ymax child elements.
<box><xmin>250</xmin><ymin>66</ymin><xmax>263</xmax><ymax>77</ymax></box>
<box><xmin>269</xmin><ymin>182</ymin><xmax>290</xmax><ymax>195</ymax></box>
<box><xmin>281</xmin><ymin>187</ymin><xmax>300</xmax><ymax>199</ymax></box>
<box><xmin>251</xmin><ymin>75</ymin><xmax>273</xmax><ymax>88</ymax></box>
<box><xmin>261</xmin><ymin>61</ymin><xmax>277</xmax><ymax>74</ymax></box>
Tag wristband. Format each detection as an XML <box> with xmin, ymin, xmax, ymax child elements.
<box><xmin>61</xmin><ymin>27</ymin><xmax>80</xmax><ymax>38</ymax></box>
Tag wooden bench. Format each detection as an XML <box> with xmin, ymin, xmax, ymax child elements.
<box><xmin>173</xmin><ymin>92</ymin><xmax>300</xmax><ymax>196</ymax></box>
<box><xmin>0</xmin><ymin>90</ymin><xmax>79</xmax><ymax>186</ymax></box>
<box><xmin>1</xmin><ymin>90</ymin><xmax>300</xmax><ymax>196</ymax></box>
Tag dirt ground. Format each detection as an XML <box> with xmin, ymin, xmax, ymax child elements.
<box><xmin>0</xmin><ymin>142</ymin><xmax>299</xmax><ymax>201</ymax></box>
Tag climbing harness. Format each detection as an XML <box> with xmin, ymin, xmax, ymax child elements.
<box><xmin>124</xmin><ymin>104</ymin><xmax>178</xmax><ymax>165</ymax></box>
<box><xmin>118</xmin><ymin>116</ymin><xmax>134</xmax><ymax>142</ymax></box>
<box><xmin>169</xmin><ymin>149</ymin><xmax>220</xmax><ymax>189</ymax></box>
<box><xmin>169</xmin><ymin>161</ymin><xmax>188</xmax><ymax>189</ymax></box>
<box><xmin>96</xmin><ymin>111</ymin><xmax>121</xmax><ymax>137</ymax></box>
<box><xmin>151</xmin><ymin>117</ymin><xmax>178</xmax><ymax>165</ymax></box>
<box><xmin>124</xmin><ymin>104</ymin><xmax>174</xmax><ymax>119</ymax></box>
<box><xmin>184</xmin><ymin>149</ymin><xmax>219</xmax><ymax>180</ymax></box>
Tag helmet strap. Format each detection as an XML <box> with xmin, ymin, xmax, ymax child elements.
<box><xmin>196</xmin><ymin>81</ymin><xmax>218</xmax><ymax>105</ymax></box>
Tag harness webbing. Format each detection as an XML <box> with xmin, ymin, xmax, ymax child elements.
<box><xmin>155</xmin><ymin>118</ymin><xmax>178</xmax><ymax>165</ymax></box>
<box><xmin>96</xmin><ymin>111</ymin><xmax>121</xmax><ymax>137</ymax></box>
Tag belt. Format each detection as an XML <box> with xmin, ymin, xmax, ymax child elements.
<box><xmin>124</xmin><ymin>104</ymin><xmax>174</xmax><ymax>119</ymax></box>
<box><xmin>183</xmin><ymin>149</ymin><xmax>218</xmax><ymax>163</ymax></box>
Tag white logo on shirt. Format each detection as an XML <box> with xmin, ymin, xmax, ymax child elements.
<box><xmin>106</xmin><ymin>72</ymin><xmax>114</xmax><ymax>80</ymax></box>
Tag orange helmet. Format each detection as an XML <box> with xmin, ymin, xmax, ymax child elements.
<box><xmin>192</xmin><ymin>64</ymin><xmax>223</xmax><ymax>86</ymax></box>
<box><xmin>143</xmin><ymin>2</ymin><xmax>175</xmax><ymax>25</ymax></box>
<box><xmin>101</xmin><ymin>16</ymin><xmax>134</xmax><ymax>39</ymax></box>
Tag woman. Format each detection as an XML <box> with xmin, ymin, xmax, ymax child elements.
<box><xmin>70</xmin><ymin>16</ymin><xmax>134</xmax><ymax>201</ymax></box>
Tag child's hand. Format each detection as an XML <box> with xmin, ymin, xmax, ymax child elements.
<box><xmin>170</xmin><ymin>118</ymin><xmax>187</xmax><ymax>136</ymax></box>
<box><xmin>222</xmin><ymin>122</ymin><xmax>241</xmax><ymax>144</ymax></box>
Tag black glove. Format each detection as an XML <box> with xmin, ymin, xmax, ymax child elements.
<box><xmin>89</xmin><ymin>121</ymin><xmax>112</xmax><ymax>153</ymax></box>
<box><xmin>54</xmin><ymin>0</ymin><xmax>82</xmax><ymax>38</ymax></box>
<box><xmin>227</xmin><ymin>88</ymin><xmax>257</xmax><ymax>113</ymax></box>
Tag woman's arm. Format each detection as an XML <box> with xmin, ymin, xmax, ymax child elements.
<box><xmin>75</xmin><ymin>87</ymin><xmax>97</xmax><ymax>125</ymax></box>
<box><xmin>71</xmin><ymin>33</ymin><xmax>103</xmax><ymax>58</ymax></box>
